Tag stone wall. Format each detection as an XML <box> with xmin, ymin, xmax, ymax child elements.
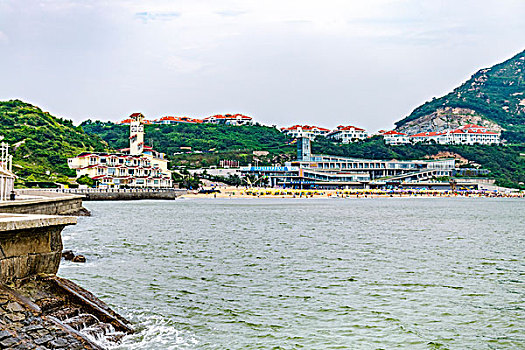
<box><xmin>81</xmin><ymin>190</ymin><xmax>184</xmax><ymax>201</ymax></box>
<box><xmin>0</xmin><ymin>193</ymin><xmax>87</xmax><ymax>216</ymax></box>
<box><xmin>0</xmin><ymin>214</ymin><xmax>76</xmax><ymax>285</ymax></box>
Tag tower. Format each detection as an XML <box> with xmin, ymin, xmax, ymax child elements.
<box><xmin>129</xmin><ymin>113</ymin><xmax>145</xmax><ymax>155</ymax></box>
<box><xmin>297</xmin><ymin>137</ymin><xmax>311</xmax><ymax>161</ymax></box>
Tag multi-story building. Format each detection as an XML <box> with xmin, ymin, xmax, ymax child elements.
<box><xmin>409</xmin><ymin>124</ymin><xmax>500</xmax><ymax>145</ymax></box>
<box><xmin>203</xmin><ymin>114</ymin><xmax>253</xmax><ymax>126</ymax></box>
<box><xmin>381</xmin><ymin>130</ymin><xmax>410</xmax><ymax>145</ymax></box>
<box><xmin>68</xmin><ymin>113</ymin><xmax>172</xmax><ymax>188</ymax></box>
<box><xmin>280</xmin><ymin>125</ymin><xmax>331</xmax><ymax>140</ymax></box>
<box><xmin>156</xmin><ymin>116</ymin><xmax>204</xmax><ymax>124</ymax></box>
<box><xmin>326</xmin><ymin>125</ymin><xmax>368</xmax><ymax>143</ymax></box>
<box><xmin>241</xmin><ymin>138</ymin><xmax>455</xmax><ymax>189</ymax></box>
<box><xmin>447</xmin><ymin>124</ymin><xmax>500</xmax><ymax>145</ymax></box>
<box><xmin>0</xmin><ymin>139</ymin><xmax>15</xmax><ymax>201</ymax></box>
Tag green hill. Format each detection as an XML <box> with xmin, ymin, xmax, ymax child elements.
<box><xmin>80</xmin><ymin>120</ymin><xmax>294</xmax><ymax>156</ymax></box>
<box><xmin>0</xmin><ymin>100</ymin><xmax>109</xmax><ymax>183</ymax></box>
<box><xmin>395</xmin><ymin>50</ymin><xmax>525</xmax><ymax>143</ymax></box>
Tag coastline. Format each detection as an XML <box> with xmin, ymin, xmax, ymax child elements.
<box><xmin>180</xmin><ymin>186</ymin><xmax>524</xmax><ymax>199</ymax></box>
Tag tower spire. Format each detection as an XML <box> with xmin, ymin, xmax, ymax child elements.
<box><xmin>129</xmin><ymin>113</ymin><xmax>145</xmax><ymax>155</ymax></box>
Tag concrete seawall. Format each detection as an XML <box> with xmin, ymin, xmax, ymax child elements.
<box><xmin>0</xmin><ymin>191</ymin><xmax>88</xmax><ymax>216</ymax></box>
<box><xmin>0</xmin><ymin>210</ymin><xmax>133</xmax><ymax>348</ymax></box>
<box><xmin>81</xmin><ymin>189</ymin><xmax>186</xmax><ymax>201</ymax></box>
<box><xmin>0</xmin><ymin>213</ymin><xmax>76</xmax><ymax>285</ymax></box>
<box><xmin>19</xmin><ymin>188</ymin><xmax>188</xmax><ymax>201</ymax></box>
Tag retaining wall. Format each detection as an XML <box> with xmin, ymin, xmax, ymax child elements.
<box><xmin>0</xmin><ymin>192</ymin><xmax>86</xmax><ymax>216</ymax></box>
<box><xmin>75</xmin><ymin>189</ymin><xmax>187</xmax><ymax>201</ymax></box>
<box><xmin>0</xmin><ymin>214</ymin><xmax>76</xmax><ymax>284</ymax></box>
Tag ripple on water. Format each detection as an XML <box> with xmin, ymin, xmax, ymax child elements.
<box><xmin>58</xmin><ymin>198</ymin><xmax>525</xmax><ymax>349</ymax></box>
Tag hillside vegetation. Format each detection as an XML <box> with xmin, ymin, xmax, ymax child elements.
<box><xmin>0</xmin><ymin>100</ymin><xmax>109</xmax><ymax>182</ymax></box>
<box><xmin>80</xmin><ymin>120</ymin><xmax>294</xmax><ymax>155</ymax></box>
<box><xmin>395</xmin><ymin>50</ymin><xmax>525</xmax><ymax>143</ymax></box>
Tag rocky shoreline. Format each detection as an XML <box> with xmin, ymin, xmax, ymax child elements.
<box><xmin>0</xmin><ymin>196</ymin><xmax>134</xmax><ymax>349</ymax></box>
<box><xmin>0</xmin><ymin>276</ymin><xmax>133</xmax><ymax>349</ymax></box>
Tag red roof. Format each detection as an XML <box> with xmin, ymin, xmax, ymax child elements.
<box><xmin>450</xmin><ymin>129</ymin><xmax>498</xmax><ymax>135</ymax></box>
<box><xmin>410</xmin><ymin>131</ymin><xmax>445</xmax><ymax>137</ymax></box>
<box><xmin>159</xmin><ymin>116</ymin><xmax>203</xmax><ymax>123</ymax></box>
<box><xmin>382</xmin><ymin>130</ymin><xmax>406</xmax><ymax>136</ymax></box>
<box><xmin>460</xmin><ymin>124</ymin><xmax>484</xmax><ymax>129</ymax></box>
<box><xmin>335</xmin><ymin>125</ymin><xmax>366</xmax><ymax>132</ymax></box>
<box><xmin>204</xmin><ymin>114</ymin><xmax>252</xmax><ymax>120</ymax></box>
<box><xmin>282</xmin><ymin>125</ymin><xmax>330</xmax><ymax>132</ymax></box>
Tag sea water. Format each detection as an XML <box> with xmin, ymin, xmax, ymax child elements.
<box><xmin>59</xmin><ymin>198</ymin><xmax>525</xmax><ymax>349</ymax></box>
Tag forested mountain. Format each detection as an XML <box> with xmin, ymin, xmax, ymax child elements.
<box><xmin>80</xmin><ymin>120</ymin><xmax>293</xmax><ymax>155</ymax></box>
<box><xmin>395</xmin><ymin>50</ymin><xmax>525</xmax><ymax>143</ymax></box>
<box><xmin>0</xmin><ymin>100</ymin><xmax>108</xmax><ymax>182</ymax></box>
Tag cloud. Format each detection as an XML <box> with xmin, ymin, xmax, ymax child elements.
<box><xmin>135</xmin><ymin>11</ymin><xmax>181</xmax><ymax>22</ymax></box>
<box><xmin>0</xmin><ymin>31</ymin><xmax>8</xmax><ymax>44</ymax></box>
<box><xmin>214</xmin><ymin>10</ymin><xmax>247</xmax><ymax>17</ymax></box>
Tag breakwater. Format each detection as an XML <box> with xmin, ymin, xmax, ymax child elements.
<box><xmin>0</xmin><ymin>191</ymin><xmax>89</xmax><ymax>216</ymax></box>
<box><xmin>30</xmin><ymin>188</ymin><xmax>188</xmax><ymax>201</ymax></box>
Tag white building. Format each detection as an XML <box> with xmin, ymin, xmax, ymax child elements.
<box><xmin>409</xmin><ymin>124</ymin><xmax>500</xmax><ymax>145</ymax></box>
<box><xmin>203</xmin><ymin>114</ymin><xmax>253</xmax><ymax>126</ymax></box>
<box><xmin>68</xmin><ymin>113</ymin><xmax>172</xmax><ymax>188</ymax></box>
<box><xmin>280</xmin><ymin>125</ymin><xmax>331</xmax><ymax>140</ymax></box>
<box><xmin>326</xmin><ymin>125</ymin><xmax>368</xmax><ymax>143</ymax></box>
<box><xmin>448</xmin><ymin>124</ymin><xmax>500</xmax><ymax>145</ymax></box>
<box><xmin>0</xmin><ymin>140</ymin><xmax>15</xmax><ymax>201</ymax></box>
<box><xmin>382</xmin><ymin>130</ymin><xmax>410</xmax><ymax>145</ymax></box>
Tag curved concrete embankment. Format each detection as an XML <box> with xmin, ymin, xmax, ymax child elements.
<box><xmin>0</xmin><ymin>202</ymin><xmax>133</xmax><ymax>349</ymax></box>
<box><xmin>0</xmin><ymin>190</ymin><xmax>89</xmax><ymax>216</ymax></box>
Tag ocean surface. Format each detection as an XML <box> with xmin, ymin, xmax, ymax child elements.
<box><xmin>59</xmin><ymin>198</ymin><xmax>525</xmax><ymax>349</ymax></box>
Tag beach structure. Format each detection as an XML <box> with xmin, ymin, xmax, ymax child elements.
<box><xmin>241</xmin><ymin>137</ymin><xmax>455</xmax><ymax>189</ymax></box>
<box><xmin>326</xmin><ymin>125</ymin><xmax>368</xmax><ymax>143</ymax></box>
<box><xmin>68</xmin><ymin>113</ymin><xmax>172</xmax><ymax>188</ymax></box>
<box><xmin>280</xmin><ymin>125</ymin><xmax>331</xmax><ymax>140</ymax></box>
<box><xmin>0</xmin><ymin>140</ymin><xmax>16</xmax><ymax>201</ymax></box>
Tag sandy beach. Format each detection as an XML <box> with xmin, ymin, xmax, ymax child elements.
<box><xmin>180</xmin><ymin>186</ymin><xmax>524</xmax><ymax>199</ymax></box>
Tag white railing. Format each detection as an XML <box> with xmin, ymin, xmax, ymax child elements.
<box><xmin>0</xmin><ymin>141</ymin><xmax>15</xmax><ymax>201</ymax></box>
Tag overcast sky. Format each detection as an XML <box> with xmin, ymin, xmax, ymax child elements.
<box><xmin>0</xmin><ymin>0</ymin><xmax>524</xmax><ymax>131</ymax></box>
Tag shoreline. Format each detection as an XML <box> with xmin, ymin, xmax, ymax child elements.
<box><xmin>180</xmin><ymin>187</ymin><xmax>524</xmax><ymax>199</ymax></box>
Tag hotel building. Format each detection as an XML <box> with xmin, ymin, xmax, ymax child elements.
<box><xmin>280</xmin><ymin>125</ymin><xmax>331</xmax><ymax>140</ymax></box>
<box><xmin>68</xmin><ymin>113</ymin><xmax>172</xmax><ymax>188</ymax></box>
<box><xmin>241</xmin><ymin>138</ymin><xmax>455</xmax><ymax>189</ymax></box>
<box><xmin>326</xmin><ymin>125</ymin><xmax>368</xmax><ymax>143</ymax></box>
<box><xmin>203</xmin><ymin>114</ymin><xmax>253</xmax><ymax>126</ymax></box>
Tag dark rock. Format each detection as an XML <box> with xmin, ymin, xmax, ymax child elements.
<box><xmin>61</xmin><ymin>250</ymin><xmax>75</xmax><ymax>261</ymax></box>
<box><xmin>22</xmin><ymin>324</ymin><xmax>44</xmax><ymax>332</ymax></box>
<box><xmin>0</xmin><ymin>336</ymin><xmax>20</xmax><ymax>347</ymax></box>
<box><xmin>34</xmin><ymin>334</ymin><xmax>54</xmax><ymax>345</ymax></box>
<box><xmin>14</xmin><ymin>343</ymin><xmax>34</xmax><ymax>350</ymax></box>
<box><xmin>7</xmin><ymin>302</ymin><xmax>25</xmax><ymax>313</ymax></box>
<box><xmin>49</xmin><ymin>338</ymin><xmax>69</xmax><ymax>348</ymax></box>
<box><xmin>71</xmin><ymin>255</ymin><xmax>86</xmax><ymax>263</ymax></box>
<box><xmin>7</xmin><ymin>313</ymin><xmax>26</xmax><ymax>322</ymax></box>
<box><xmin>0</xmin><ymin>330</ymin><xmax>11</xmax><ymax>340</ymax></box>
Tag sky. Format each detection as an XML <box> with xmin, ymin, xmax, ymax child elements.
<box><xmin>0</xmin><ymin>0</ymin><xmax>524</xmax><ymax>132</ymax></box>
